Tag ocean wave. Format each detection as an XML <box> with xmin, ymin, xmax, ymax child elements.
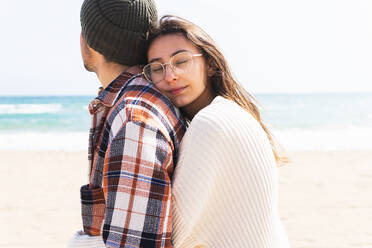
<box><xmin>0</xmin><ymin>132</ymin><xmax>88</xmax><ymax>150</ymax></box>
<box><xmin>1</xmin><ymin>127</ymin><xmax>371</xmax><ymax>151</ymax></box>
<box><xmin>0</xmin><ymin>104</ymin><xmax>62</xmax><ymax>114</ymax></box>
<box><xmin>274</xmin><ymin>127</ymin><xmax>372</xmax><ymax>151</ymax></box>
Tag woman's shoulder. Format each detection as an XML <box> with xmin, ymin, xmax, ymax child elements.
<box><xmin>179</xmin><ymin>96</ymin><xmax>269</xmax><ymax>156</ymax></box>
<box><xmin>189</xmin><ymin>96</ymin><xmax>259</xmax><ymax>132</ymax></box>
<box><xmin>179</xmin><ymin>96</ymin><xmax>276</xmax><ymax>172</ymax></box>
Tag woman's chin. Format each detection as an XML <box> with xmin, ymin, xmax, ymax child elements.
<box><xmin>173</xmin><ymin>98</ymin><xmax>189</xmax><ymax>108</ymax></box>
<box><xmin>164</xmin><ymin>93</ymin><xmax>187</xmax><ymax>107</ymax></box>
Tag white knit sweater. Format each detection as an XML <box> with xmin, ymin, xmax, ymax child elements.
<box><xmin>171</xmin><ymin>96</ymin><xmax>290</xmax><ymax>248</ymax></box>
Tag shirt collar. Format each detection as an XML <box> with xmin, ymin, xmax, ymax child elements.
<box><xmin>89</xmin><ymin>65</ymin><xmax>143</xmax><ymax>114</ymax></box>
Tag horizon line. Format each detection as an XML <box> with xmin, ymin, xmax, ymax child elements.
<box><xmin>1</xmin><ymin>91</ymin><xmax>372</xmax><ymax>97</ymax></box>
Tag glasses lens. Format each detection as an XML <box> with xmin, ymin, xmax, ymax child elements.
<box><xmin>144</xmin><ymin>62</ymin><xmax>164</xmax><ymax>83</ymax></box>
<box><xmin>171</xmin><ymin>52</ymin><xmax>193</xmax><ymax>73</ymax></box>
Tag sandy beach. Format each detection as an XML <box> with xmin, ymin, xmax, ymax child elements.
<box><xmin>1</xmin><ymin>150</ymin><xmax>372</xmax><ymax>248</ymax></box>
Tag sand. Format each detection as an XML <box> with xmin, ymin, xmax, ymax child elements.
<box><xmin>1</xmin><ymin>150</ymin><xmax>372</xmax><ymax>248</ymax></box>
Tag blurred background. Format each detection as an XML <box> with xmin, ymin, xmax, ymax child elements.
<box><xmin>1</xmin><ymin>1</ymin><xmax>371</xmax><ymax>247</ymax></box>
<box><xmin>1</xmin><ymin>0</ymin><xmax>371</xmax><ymax>150</ymax></box>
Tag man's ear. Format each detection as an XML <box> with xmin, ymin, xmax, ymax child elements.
<box><xmin>207</xmin><ymin>65</ymin><xmax>216</xmax><ymax>77</ymax></box>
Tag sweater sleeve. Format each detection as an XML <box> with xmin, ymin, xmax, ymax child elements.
<box><xmin>172</xmin><ymin>101</ymin><xmax>285</xmax><ymax>248</ymax></box>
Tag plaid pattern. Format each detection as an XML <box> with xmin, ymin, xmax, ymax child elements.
<box><xmin>81</xmin><ymin>185</ymin><xmax>106</xmax><ymax>236</ymax></box>
<box><xmin>80</xmin><ymin>66</ymin><xmax>186</xmax><ymax>248</ymax></box>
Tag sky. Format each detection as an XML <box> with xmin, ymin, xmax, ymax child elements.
<box><xmin>1</xmin><ymin>0</ymin><xmax>372</xmax><ymax>96</ymax></box>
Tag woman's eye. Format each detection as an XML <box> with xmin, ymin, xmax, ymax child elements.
<box><xmin>151</xmin><ymin>67</ymin><xmax>163</xmax><ymax>73</ymax></box>
<box><xmin>175</xmin><ymin>59</ymin><xmax>189</xmax><ymax>65</ymax></box>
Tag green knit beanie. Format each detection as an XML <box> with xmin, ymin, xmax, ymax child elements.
<box><xmin>80</xmin><ymin>0</ymin><xmax>158</xmax><ymax>65</ymax></box>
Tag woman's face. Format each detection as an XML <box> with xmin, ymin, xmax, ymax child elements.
<box><xmin>147</xmin><ymin>33</ymin><xmax>214</xmax><ymax>117</ymax></box>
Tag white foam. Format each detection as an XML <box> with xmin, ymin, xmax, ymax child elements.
<box><xmin>0</xmin><ymin>104</ymin><xmax>62</xmax><ymax>114</ymax></box>
<box><xmin>1</xmin><ymin>127</ymin><xmax>372</xmax><ymax>151</ymax></box>
<box><xmin>0</xmin><ymin>132</ymin><xmax>88</xmax><ymax>150</ymax></box>
<box><xmin>275</xmin><ymin>127</ymin><xmax>372</xmax><ymax>151</ymax></box>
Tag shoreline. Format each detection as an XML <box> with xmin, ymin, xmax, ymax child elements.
<box><xmin>2</xmin><ymin>150</ymin><xmax>372</xmax><ymax>247</ymax></box>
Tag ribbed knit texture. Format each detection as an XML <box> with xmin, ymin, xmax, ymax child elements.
<box><xmin>171</xmin><ymin>96</ymin><xmax>290</xmax><ymax>248</ymax></box>
<box><xmin>80</xmin><ymin>0</ymin><xmax>157</xmax><ymax>65</ymax></box>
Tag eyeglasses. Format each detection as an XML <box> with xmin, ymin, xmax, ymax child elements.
<box><xmin>143</xmin><ymin>51</ymin><xmax>203</xmax><ymax>84</ymax></box>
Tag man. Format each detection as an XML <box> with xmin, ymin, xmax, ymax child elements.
<box><xmin>68</xmin><ymin>0</ymin><xmax>186</xmax><ymax>247</ymax></box>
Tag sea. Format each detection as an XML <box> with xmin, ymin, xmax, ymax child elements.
<box><xmin>0</xmin><ymin>93</ymin><xmax>371</xmax><ymax>151</ymax></box>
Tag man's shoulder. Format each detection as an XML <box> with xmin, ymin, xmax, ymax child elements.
<box><xmin>123</xmin><ymin>75</ymin><xmax>166</xmax><ymax>103</ymax></box>
<box><xmin>108</xmin><ymin>75</ymin><xmax>185</xmax><ymax>133</ymax></box>
<box><xmin>118</xmin><ymin>75</ymin><xmax>177</xmax><ymax>116</ymax></box>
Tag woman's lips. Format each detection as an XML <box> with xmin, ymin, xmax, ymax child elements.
<box><xmin>169</xmin><ymin>86</ymin><xmax>187</xmax><ymax>96</ymax></box>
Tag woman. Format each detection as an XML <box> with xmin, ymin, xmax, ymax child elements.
<box><xmin>143</xmin><ymin>16</ymin><xmax>290</xmax><ymax>247</ymax></box>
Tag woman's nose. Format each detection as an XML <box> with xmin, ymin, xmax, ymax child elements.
<box><xmin>163</xmin><ymin>65</ymin><xmax>178</xmax><ymax>83</ymax></box>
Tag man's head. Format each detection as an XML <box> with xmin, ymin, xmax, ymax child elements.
<box><xmin>80</xmin><ymin>0</ymin><xmax>157</xmax><ymax>70</ymax></box>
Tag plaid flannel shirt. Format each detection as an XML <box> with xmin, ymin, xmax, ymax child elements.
<box><xmin>80</xmin><ymin>66</ymin><xmax>186</xmax><ymax>248</ymax></box>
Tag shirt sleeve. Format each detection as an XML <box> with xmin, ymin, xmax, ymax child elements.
<box><xmin>102</xmin><ymin>120</ymin><xmax>173</xmax><ymax>248</ymax></box>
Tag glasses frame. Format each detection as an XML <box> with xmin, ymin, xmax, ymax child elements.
<box><xmin>143</xmin><ymin>51</ymin><xmax>203</xmax><ymax>84</ymax></box>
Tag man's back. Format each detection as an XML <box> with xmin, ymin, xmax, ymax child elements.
<box><xmin>70</xmin><ymin>1</ymin><xmax>187</xmax><ymax>247</ymax></box>
<box><xmin>82</xmin><ymin>68</ymin><xmax>186</xmax><ymax>247</ymax></box>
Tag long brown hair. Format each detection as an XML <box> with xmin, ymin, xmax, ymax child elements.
<box><xmin>148</xmin><ymin>15</ymin><xmax>287</xmax><ymax>164</ymax></box>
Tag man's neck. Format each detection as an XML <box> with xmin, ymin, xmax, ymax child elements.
<box><xmin>95</xmin><ymin>63</ymin><xmax>130</xmax><ymax>89</ymax></box>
